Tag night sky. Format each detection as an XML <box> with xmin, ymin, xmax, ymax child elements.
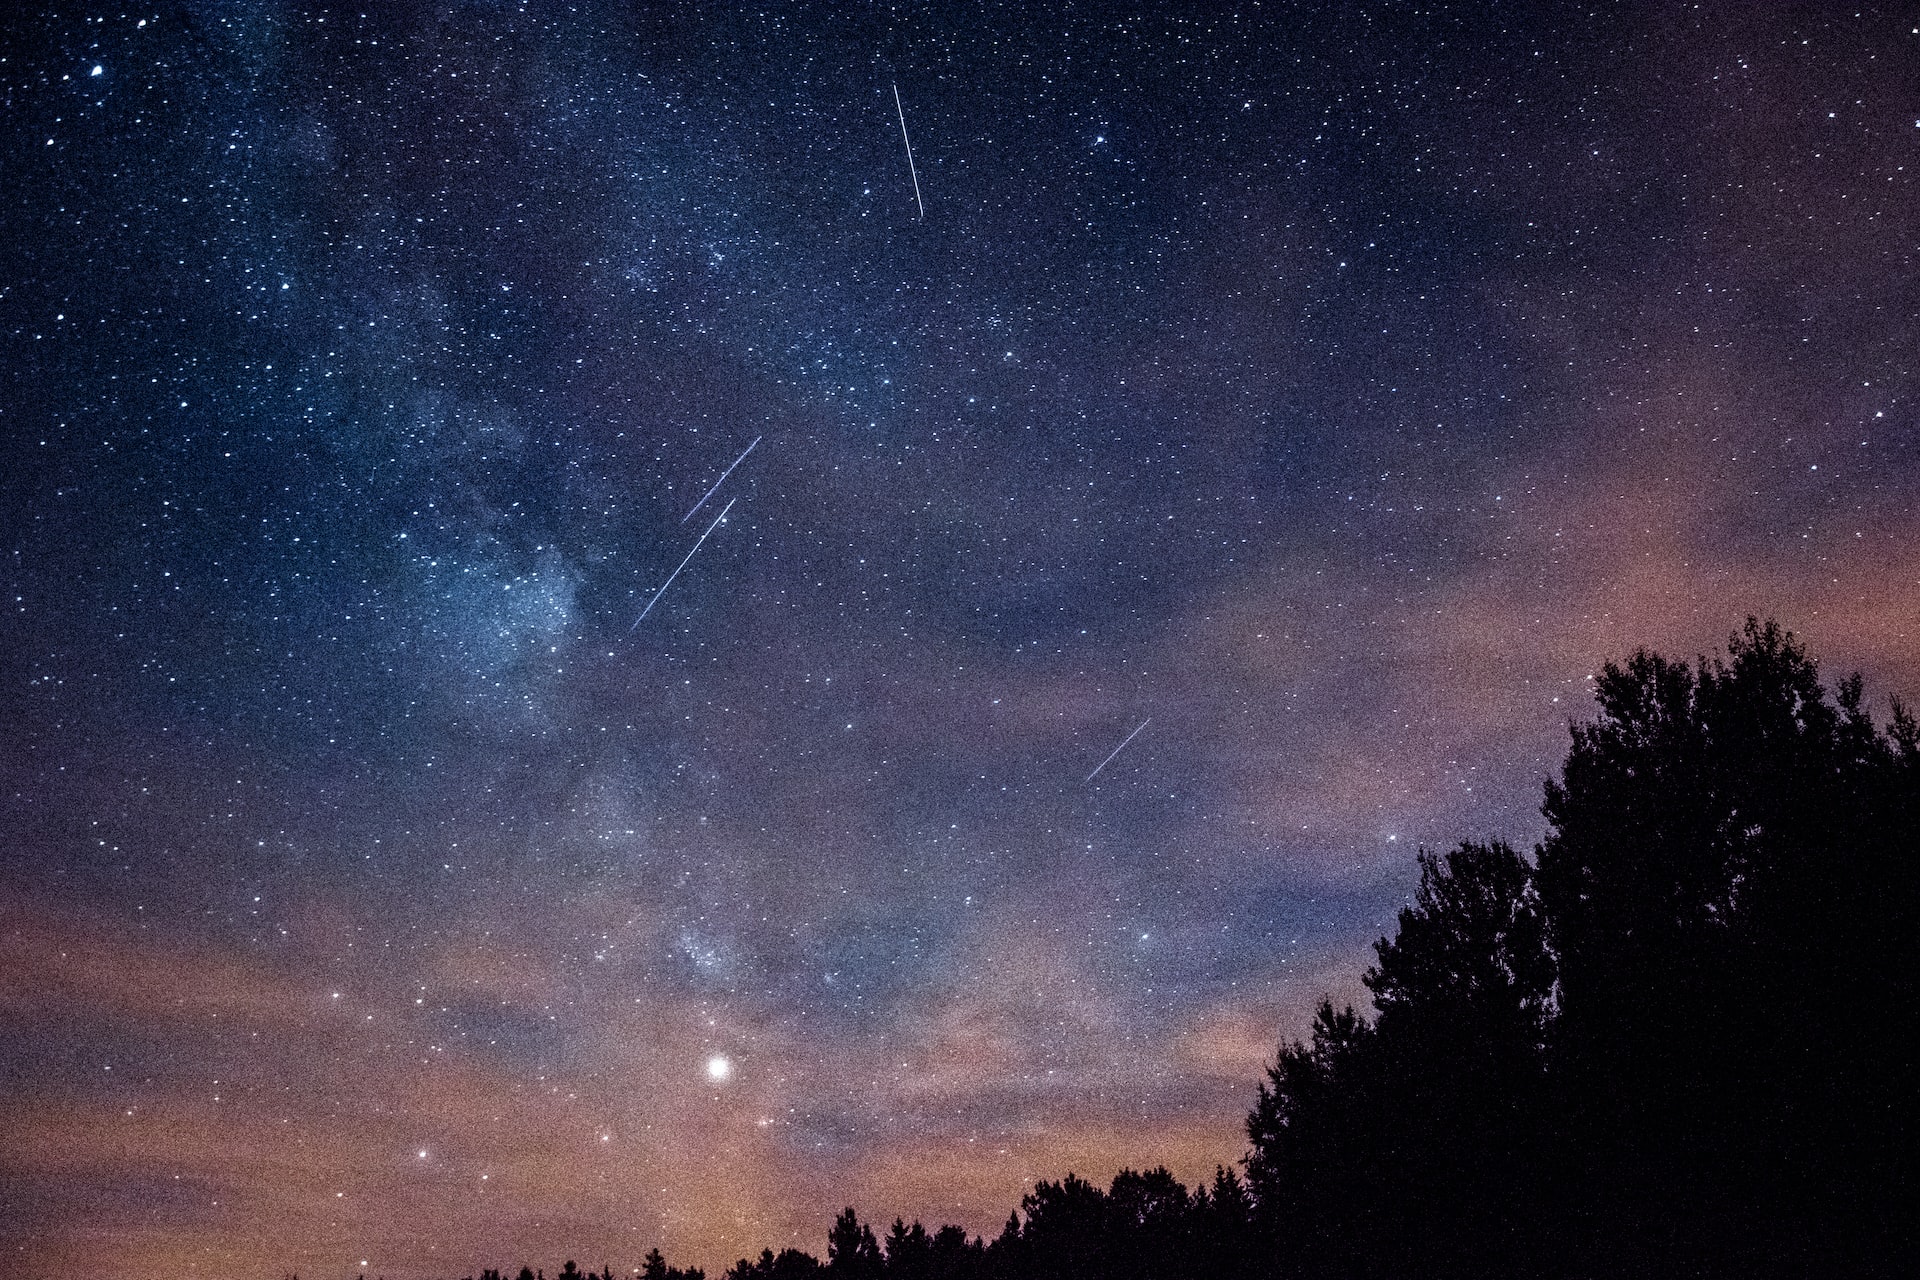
<box><xmin>2</xmin><ymin>3</ymin><xmax>1916</xmax><ymax>1276</ymax></box>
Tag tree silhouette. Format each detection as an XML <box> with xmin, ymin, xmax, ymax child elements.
<box><xmin>725</xmin><ymin>1248</ymin><xmax>822</xmax><ymax>1280</ymax></box>
<box><xmin>1360</xmin><ymin>840</ymin><xmax>1555</xmax><ymax>1277</ymax></box>
<box><xmin>1535</xmin><ymin>619</ymin><xmax>1918</xmax><ymax>1274</ymax></box>
<box><xmin>827</xmin><ymin>1207</ymin><xmax>884</xmax><ymax>1280</ymax></box>
<box><xmin>923</xmin><ymin>1224</ymin><xmax>982</xmax><ymax>1280</ymax></box>
<box><xmin>881</xmin><ymin>1219</ymin><xmax>932</xmax><ymax>1280</ymax></box>
<box><xmin>1240</xmin><ymin>618</ymin><xmax>1917</xmax><ymax>1278</ymax></box>
<box><xmin>1243</xmin><ymin>998</ymin><xmax>1384</xmax><ymax>1278</ymax></box>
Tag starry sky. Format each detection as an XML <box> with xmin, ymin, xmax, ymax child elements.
<box><xmin>2</xmin><ymin>3</ymin><xmax>1916</xmax><ymax>1277</ymax></box>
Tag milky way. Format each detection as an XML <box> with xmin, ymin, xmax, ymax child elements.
<box><xmin>2</xmin><ymin>4</ymin><xmax>1916</xmax><ymax>1277</ymax></box>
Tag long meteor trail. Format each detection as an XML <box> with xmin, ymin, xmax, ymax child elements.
<box><xmin>893</xmin><ymin>83</ymin><xmax>925</xmax><ymax>218</ymax></box>
<box><xmin>632</xmin><ymin>497</ymin><xmax>736</xmax><ymax>630</ymax></box>
<box><xmin>683</xmin><ymin>435</ymin><xmax>760</xmax><ymax>523</ymax></box>
<box><xmin>1086</xmin><ymin>717</ymin><xmax>1151</xmax><ymax>783</ymax></box>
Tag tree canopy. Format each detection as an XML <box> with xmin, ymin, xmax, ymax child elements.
<box><xmin>1242</xmin><ymin>619</ymin><xmax>1916</xmax><ymax>1277</ymax></box>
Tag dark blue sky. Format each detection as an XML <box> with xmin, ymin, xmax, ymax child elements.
<box><xmin>2</xmin><ymin>3</ymin><xmax>1915</xmax><ymax>1274</ymax></box>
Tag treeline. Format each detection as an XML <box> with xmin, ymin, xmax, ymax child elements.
<box><xmin>467</xmin><ymin>1257</ymin><xmax>707</xmax><ymax>1280</ymax></box>
<box><xmin>461</xmin><ymin>622</ymin><xmax>1913</xmax><ymax>1279</ymax></box>
<box><xmin>1245</xmin><ymin>621</ymin><xmax>1915</xmax><ymax>1275</ymax></box>
<box><xmin>460</xmin><ymin>1170</ymin><xmax>1257</xmax><ymax>1280</ymax></box>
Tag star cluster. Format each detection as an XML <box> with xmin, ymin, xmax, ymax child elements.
<box><xmin>2</xmin><ymin>3</ymin><xmax>1915</xmax><ymax>1276</ymax></box>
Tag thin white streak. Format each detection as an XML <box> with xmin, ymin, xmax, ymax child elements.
<box><xmin>683</xmin><ymin>435</ymin><xmax>760</xmax><ymax>523</ymax></box>
<box><xmin>1086</xmin><ymin>718</ymin><xmax>1151</xmax><ymax>783</ymax></box>
<box><xmin>893</xmin><ymin>83</ymin><xmax>925</xmax><ymax>218</ymax></box>
<box><xmin>632</xmin><ymin>497</ymin><xmax>736</xmax><ymax>631</ymax></box>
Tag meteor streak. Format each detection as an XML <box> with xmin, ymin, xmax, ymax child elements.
<box><xmin>1086</xmin><ymin>717</ymin><xmax>1151</xmax><ymax>783</ymax></box>
<box><xmin>632</xmin><ymin>497</ymin><xmax>736</xmax><ymax>630</ymax></box>
<box><xmin>893</xmin><ymin>83</ymin><xmax>925</xmax><ymax>218</ymax></box>
<box><xmin>683</xmin><ymin>435</ymin><xmax>760</xmax><ymax>523</ymax></box>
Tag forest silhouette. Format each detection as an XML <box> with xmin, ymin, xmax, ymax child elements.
<box><xmin>440</xmin><ymin>620</ymin><xmax>1913</xmax><ymax>1280</ymax></box>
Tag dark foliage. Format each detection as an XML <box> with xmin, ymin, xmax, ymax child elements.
<box><xmin>450</xmin><ymin>620</ymin><xmax>1914</xmax><ymax>1280</ymax></box>
<box><xmin>1530</xmin><ymin>621</ymin><xmax>1918</xmax><ymax>1276</ymax></box>
<box><xmin>642</xmin><ymin>1250</ymin><xmax>706</xmax><ymax>1280</ymax></box>
<box><xmin>1243</xmin><ymin>619</ymin><xmax>1916</xmax><ymax>1278</ymax></box>
<box><xmin>725</xmin><ymin>1247</ymin><xmax>822</xmax><ymax>1280</ymax></box>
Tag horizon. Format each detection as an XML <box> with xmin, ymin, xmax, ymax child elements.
<box><xmin>2</xmin><ymin>3</ymin><xmax>1915</xmax><ymax>1276</ymax></box>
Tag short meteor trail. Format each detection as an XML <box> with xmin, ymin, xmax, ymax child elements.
<box><xmin>892</xmin><ymin>83</ymin><xmax>925</xmax><ymax>218</ymax></box>
<box><xmin>632</xmin><ymin>497</ymin><xmax>736</xmax><ymax>630</ymax></box>
<box><xmin>683</xmin><ymin>435</ymin><xmax>760</xmax><ymax>523</ymax></box>
<box><xmin>1086</xmin><ymin>717</ymin><xmax>1152</xmax><ymax>783</ymax></box>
